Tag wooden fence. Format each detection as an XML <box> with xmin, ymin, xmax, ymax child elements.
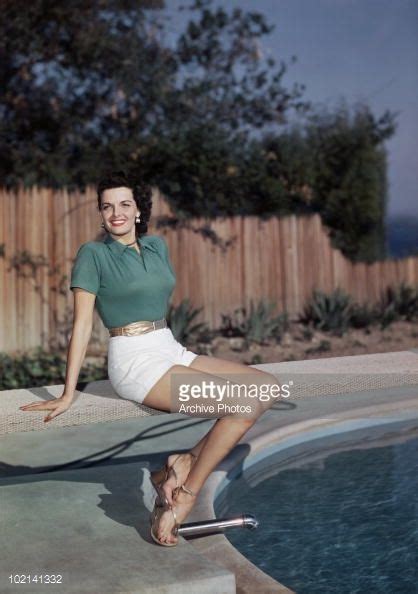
<box><xmin>1</xmin><ymin>186</ymin><xmax>417</xmax><ymax>353</ymax></box>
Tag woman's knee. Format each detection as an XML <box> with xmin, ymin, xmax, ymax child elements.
<box><xmin>252</xmin><ymin>372</ymin><xmax>279</xmax><ymax>414</ymax></box>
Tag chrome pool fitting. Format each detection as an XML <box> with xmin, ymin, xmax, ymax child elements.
<box><xmin>177</xmin><ymin>513</ymin><xmax>259</xmax><ymax>537</ymax></box>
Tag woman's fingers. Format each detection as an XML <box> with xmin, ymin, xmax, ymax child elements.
<box><xmin>44</xmin><ymin>410</ymin><xmax>56</xmax><ymax>422</ymax></box>
<box><xmin>19</xmin><ymin>398</ymin><xmax>72</xmax><ymax>423</ymax></box>
<box><xmin>45</xmin><ymin>407</ymin><xmax>64</xmax><ymax>422</ymax></box>
<box><xmin>19</xmin><ymin>401</ymin><xmax>54</xmax><ymax>410</ymax></box>
<box><xmin>44</xmin><ymin>403</ymin><xmax>71</xmax><ymax>423</ymax></box>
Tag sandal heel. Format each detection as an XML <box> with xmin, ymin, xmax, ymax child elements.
<box><xmin>150</xmin><ymin>480</ymin><xmax>198</xmax><ymax>546</ymax></box>
<box><xmin>150</xmin><ymin>466</ymin><xmax>170</xmax><ymax>508</ymax></box>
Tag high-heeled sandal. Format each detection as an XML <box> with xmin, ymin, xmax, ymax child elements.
<box><xmin>150</xmin><ymin>452</ymin><xmax>197</xmax><ymax>508</ymax></box>
<box><xmin>150</xmin><ymin>484</ymin><xmax>197</xmax><ymax>547</ymax></box>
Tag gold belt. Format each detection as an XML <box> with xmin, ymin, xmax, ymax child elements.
<box><xmin>109</xmin><ymin>317</ymin><xmax>167</xmax><ymax>337</ymax></box>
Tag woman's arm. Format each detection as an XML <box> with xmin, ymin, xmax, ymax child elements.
<box><xmin>62</xmin><ymin>288</ymin><xmax>97</xmax><ymax>402</ymax></box>
<box><xmin>19</xmin><ymin>288</ymin><xmax>97</xmax><ymax>421</ymax></box>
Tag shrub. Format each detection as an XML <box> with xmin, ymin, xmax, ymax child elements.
<box><xmin>167</xmin><ymin>298</ymin><xmax>209</xmax><ymax>345</ymax></box>
<box><xmin>220</xmin><ymin>299</ymin><xmax>288</xmax><ymax>345</ymax></box>
<box><xmin>376</xmin><ymin>282</ymin><xmax>418</xmax><ymax>328</ymax></box>
<box><xmin>0</xmin><ymin>347</ymin><xmax>105</xmax><ymax>390</ymax></box>
<box><xmin>299</xmin><ymin>282</ymin><xmax>418</xmax><ymax>333</ymax></box>
<box><xmin>348</xmin><ymin>302</ymin><xmax>380</xmax><ymax>328</ymax></box>
<box><xmin>299</xmin><ymin>288</ymin><xmax>353</xmax><ymax>336</ymax></box>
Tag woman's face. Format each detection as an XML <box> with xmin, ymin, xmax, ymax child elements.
<box><xmin>100</xmin><ymin>187</ymin><xmax>139</xmax><ymax>235</ymax></box>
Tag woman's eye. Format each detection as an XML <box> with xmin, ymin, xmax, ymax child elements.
<box><xmin>103</xmin><ymin>204</ymin><xmax>131</xmax><ymax>210</ymax></box>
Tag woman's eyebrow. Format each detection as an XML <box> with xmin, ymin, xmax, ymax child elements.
<box><xmin>102</xmin><ymin>199</ymin><xmax>134</xmax><ymax>205</ymax></box>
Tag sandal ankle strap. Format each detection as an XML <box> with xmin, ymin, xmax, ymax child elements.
<box><xmin>181</xmin><ymin>484</ymin><xmax>197</xmax><ymax>497</ymax></box>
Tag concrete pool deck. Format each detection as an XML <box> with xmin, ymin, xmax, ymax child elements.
<box><xmin>1</xmin><ymin>349</ymin><xmax>418</xmax><ymax>593</ymax></box>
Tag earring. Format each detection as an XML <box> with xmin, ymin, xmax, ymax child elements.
<box><xmin>101</xmin><ymin>222</ymin><xmax>105</xmax><ymax>228</ymax></box>
<box><xmin>135</xmin><ymin>214</ymin><xmax>141</xmax><ymax>223</ymax></box>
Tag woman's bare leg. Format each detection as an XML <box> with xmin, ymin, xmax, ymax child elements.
<box><xmin>158</xmin><ymin>415</ymin><xmax>260</xmax><ymax>544</ymax></box>
<box><xmin>153</xmin><ymin>354</ymin><xmax>275</xmax><ymax>506</ymax></box>
<box><xmin>143</xmin><ymin>355</ymin><xmax>278</xmax><ymax>544</ymax></box>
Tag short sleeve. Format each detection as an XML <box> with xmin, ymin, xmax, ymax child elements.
<box><xmin>70</xmin><ymin>243</ymin><xmax>101</xmax><ymax>295</ymax></box>
<box><xmin>158</xmin><ymin>236</ymin><xmax>176</xmax><ymax>277</ymax></box>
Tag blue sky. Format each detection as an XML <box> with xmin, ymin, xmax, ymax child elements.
<box><xmin>159</xmin><ymin>0</ymin><xmax>418</xmax><ymax>218</ymax></box>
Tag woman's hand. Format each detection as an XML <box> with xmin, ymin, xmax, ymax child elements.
<box><xmin>19</xmin><ymin>395</ymin><xmax>74</xmax><ymax>423</ymax></box>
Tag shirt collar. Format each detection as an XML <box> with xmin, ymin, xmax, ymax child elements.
<box><xmin>103</xmin><ymin>234</ymin><xmax>159</xmax><ymax>261</ymax></box>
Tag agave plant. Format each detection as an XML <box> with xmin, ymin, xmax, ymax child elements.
<box><xmin>219</xmin><ymin>307</ymin><xmax>248</xmax><ymax>338</ymax></box>
<box><xmin>376</xmin><ymin>282</ymin><xmax>418</xmax><ymax>328</ymax></box>
<box><xmin>166</xmin><ymin>298</ymin><xmax>208</xmax><ymax>344</ymax></box>
<box><xmin>220</xmin><ymin>299</ymin><xmax>288</xmax><ymax>345</ymax></box>
<box><xmin>300</xmin><ymin>288</ymin><xmax>353</xmax><ymax>336</ymax></box>
<box><xmin>381</xmin><ymin>282</ymin><xmax>418</xmax><ymax>319</ymax></box>
<box><xmin>348</xmin><ymin>302</ymin><xmax>379</xmax><ymax>329</ymax></box>
<box><xmin>245</xmin><ymin>299</ymin><xmax>289</xmax><ymax>344</ymax></box>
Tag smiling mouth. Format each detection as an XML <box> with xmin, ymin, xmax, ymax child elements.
<box><xmin>111</xmin><ymin>220</ymin><xmax>127</xmax><ymax>224</ymax></box>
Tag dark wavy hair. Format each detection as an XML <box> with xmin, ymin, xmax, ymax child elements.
<box><xmin>97</xmin><ymin>170</ymin><xmax>152</xmax><ymax>238</ymax></box>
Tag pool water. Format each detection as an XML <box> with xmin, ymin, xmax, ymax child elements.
<box><xmin>215</xmin><ymin>424</ymin><xmax>418</xmax><ymax>594</ymax></box>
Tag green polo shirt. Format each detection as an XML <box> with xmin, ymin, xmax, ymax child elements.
<box><xmin>70</xmin><ymin>234</ymin><xmax>176</xmax><ymax>329</ymax></box>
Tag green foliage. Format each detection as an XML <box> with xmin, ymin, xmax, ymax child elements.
<box><xmin>246</xmin><ymin>300</ymin><xmax>289</xmax><ymax>344</ymax></box>
<box><xmin>249</xmin><ymin>353</ymin><xmax>264</xmax><ymax>365</ymax></box>
<box><xmin>1</xmin><ymin>0</ymin><xmax>307</xmax><ymax>189</ymax></box>
<box><xmin>145</xmin><ymin>128</ymin><xmax>316</xmax><ymax>220</ymax></box>
<box><xmin>300</xmin><ymin>283</ymin><xmax>418</xmax><ymax>334</ymax></box>
<box><xmin>220</xmin><ymin>299</ymin><xmax>288</xmax><ymax>345</ymax></box>
<box><xmin>306</xmin><ymin>100</ymin><xmax>397</xmax><ymax>262</ymax></box>
<box><xmin>376</xmin><ymin>282</ymin><xmax>418</xmax><ymax>329</ymax></box>
<box><xmin>348</xmin><ymin>302</ymin><xmax>380</xmax><ymax>328</ymax></box>
<box><xmin>166</xmin><ymin>298</ymin><xmax>209</xmax><ymax>344</ymax></box>
<box><xmin>257</xmin><ymin>127</ymin><xmax>316</xmax><ymax>214</ymax></box>
<box><xmin>300</xmin><ymin>326</ymin><xmax>314</xmax><ymax>341</ymax></box>
<box><xmin>300</xmin><ymin>288</ymin><xmax>354</xmax><ymax>336</ymax></box>
<box><xmin>0</xmin><ymin>347</ymin><xmax>105</xmax><ymax>391</ymax></box>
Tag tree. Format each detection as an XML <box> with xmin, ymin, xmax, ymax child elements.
<box><xmin>0</xmin><ymin>0</ymin><xmax>309</xmax><ymax>188</ymax></box>
<box><xmin>306</xmin><ymin>100</ymin><xmax>397</xmax><ymax>261</ymax></box>
<box><xmin>162</xmin><ymin>0</ymin><xmax>310</xmax><ymax>136</ymax></box>
<box><xmin>1</xmin><ymin>0</ymin><xmax>396</xmax><ymax>261</ymax></box>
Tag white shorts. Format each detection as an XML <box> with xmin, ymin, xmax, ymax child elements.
<box><xmin>107</xmin><ymin>327</ymin><xmax>199</xmax><ymax>404</ymax></box>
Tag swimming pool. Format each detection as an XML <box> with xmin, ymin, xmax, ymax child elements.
<box><xmin>214</xmin><ymin>418</ymin><xmax>418</xmax><ymax>594</ymax></box>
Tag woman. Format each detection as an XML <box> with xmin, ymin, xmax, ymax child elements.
<box><xmin>19</xmin><ymin>171</ymin><xmax>279</xmax><ymax>546</ymax></box>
